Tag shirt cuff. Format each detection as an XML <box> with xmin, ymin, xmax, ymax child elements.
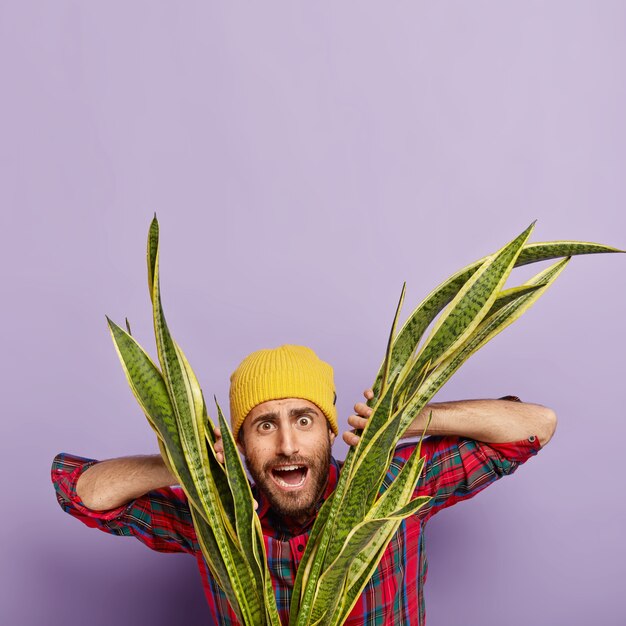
<box><xmin>52</xmin><ymin>453</ymin><xmax>130</xmax><ymax>521</ymax></box>
<box><xmin>487</xmin><ymin>435</ymin><xmax>542</xmax><ymax>462</ymax></box>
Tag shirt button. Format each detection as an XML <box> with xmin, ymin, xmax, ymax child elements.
<box><xmin>528</xmin><ymin>435</ymin><xmax>536</xmax><ymax>443</ymax></box>
<box><xmin>297</xmin><ymin>544</ymin><xmax>304</xmax><ymax>553</ymax></box>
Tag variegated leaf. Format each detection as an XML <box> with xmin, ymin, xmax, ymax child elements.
<box><xmin>399</xmin><ymin>257</ymin><xmax>570</xmax><ymax>434</ymax></box>
<box><xmin>371</xmin><ymin>240</ymin><xmax>622</xmax><ymax>400</ymax></box>
<box><xmin>397</xmin><ymin>223</ymin><xmax>535</xmax><ymax>400</ymax></box>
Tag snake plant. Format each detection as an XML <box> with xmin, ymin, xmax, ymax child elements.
<box><xmin>107</xmin><ymin>217</ymin><xmax>620</xmax><ymax>625</ymax></box>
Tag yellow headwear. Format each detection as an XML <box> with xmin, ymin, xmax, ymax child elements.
<box><xmin>229</xmin><ymin>345</ymin><xmax>338</xmax><ymax>439</ymax></box>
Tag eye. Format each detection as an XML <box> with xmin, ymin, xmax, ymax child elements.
<box><xmin>297</xmin><ymin>416</ymin><xmax>312</xmax><ymax>427</ymax></box>
<box><xmin>258</xmin><ymin>421</ymin><xmax>275</xmax><ymax>432</ymax></box>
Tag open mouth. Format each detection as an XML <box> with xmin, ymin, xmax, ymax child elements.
<box><xmin>269</xmin><ymin>464</ymin><xmax>309</xmax><ymax>490</ymax></box>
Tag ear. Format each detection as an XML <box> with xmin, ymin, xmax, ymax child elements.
<box><xmin>329</xmin><ymin>428</ymin><xmax>336</xmax><ymax>446</ymax></box>
<box><xmin>236</xmin><ymin>428</ymin><xmax>246</xmax><ymax>455</ymax></box>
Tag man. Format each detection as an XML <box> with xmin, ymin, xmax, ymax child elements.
<box><xmin>52</xmin><ymin>345</ymin><xmax>556</xmax><ymax>625</ymax></box>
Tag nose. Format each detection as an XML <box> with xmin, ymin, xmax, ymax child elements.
<box><xmin>276</xmin><ymin>425</ymin><xmax>299</xmax><ymax>457</ymax></box>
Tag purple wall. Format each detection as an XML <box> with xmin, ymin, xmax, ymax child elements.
<box><xmin>2</xmin><ymin>3</ymin><xmax>625</xmax><ymax>625</ymax></box>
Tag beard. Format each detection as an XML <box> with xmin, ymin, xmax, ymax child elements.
<box><xmin>244</xmin><ymin>435</ymin><xmax>332</xmax><ymax>520</ymax></box>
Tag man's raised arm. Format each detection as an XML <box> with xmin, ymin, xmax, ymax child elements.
<box><xmin>76</xmin><ymin>455</ymin><xmax>177</xmax><ymax>511</ymax></box>
<box><xmin>345</xmin><ymin>391</ymin><xmax>557</xmax><ymax>448</ymax></box>
<box><xmin>403</xmin><ymin>397</ymin><xmax>557</xmax><ymax>447</ymax></box>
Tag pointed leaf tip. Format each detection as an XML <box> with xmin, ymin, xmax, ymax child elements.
<box><xmin>106</xmin><ymin>316</ymin><xmax>122</xmax><ymax>331</ymax></box>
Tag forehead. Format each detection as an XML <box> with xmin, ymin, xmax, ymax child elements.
<box><xmin>244</xmin><ymin>398</ymin><xmax>322</xmax><ymax>423</ymax></box>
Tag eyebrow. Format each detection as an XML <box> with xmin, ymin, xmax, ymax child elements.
<box><xmin>250</xmin><ymin>407</ymin><xmax>318</xmax><ymax>426</ymax></box>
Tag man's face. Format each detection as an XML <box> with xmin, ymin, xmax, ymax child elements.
<box><xmin>238</xmin><ymin>398</ymin><xmax>336</xmax><ymax>522</ymax></box>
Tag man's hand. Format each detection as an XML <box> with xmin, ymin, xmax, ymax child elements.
<box><xmin>343</xmin><ymin>389</ymin><xmax>375</xmax><ymax>447</ymax></box>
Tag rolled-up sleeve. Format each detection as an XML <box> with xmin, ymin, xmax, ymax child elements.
<box><xmin>387</xmin><ymin>434</ymin><xmax>541</xmax><ymax>522</ymax></box>
<box><xmin>52</xmin><ymin>452</ymin><xmax>199</xmax><ymax>554</ymax></box>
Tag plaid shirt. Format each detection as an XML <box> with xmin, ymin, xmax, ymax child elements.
<box><xmin>52</xmin><ymin>434</ymin><xmax>540</xmax><ymax>625</ymax></box>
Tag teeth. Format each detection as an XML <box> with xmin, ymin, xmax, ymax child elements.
<box><xmin>273</xmin><ymin>472</ymin><xmax>307</xmax><ymax>488</ymax></box>
<box><xmin>270</xmin><ymin>465</ymin><xmax>308</xmax><ymax>489</ymax></box>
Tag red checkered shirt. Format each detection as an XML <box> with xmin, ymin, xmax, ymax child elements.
<box><xmin>52</xmin><ymin>434</ymin><xmax>540</xmax><ymax>625</ymax></box>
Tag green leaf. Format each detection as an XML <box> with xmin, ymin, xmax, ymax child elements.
<box><xmin>399</xmin><ymin>257</ymin><xmax>571</xmax><ymax>433</ymax></box>
<box><xmin>334</xmin><ymin>451</ymin><xmax>431</xmax><ymax>622</ymax></box>
<box><xmin>107</xmin><ymin>316</ymin><xmax>265</xmax><ymax>621</ymax></box>
<box><xmin>517</xmin><ymin>241</ymin><xmax>623</xmax><ymax>265</ymax></box>
<box><xmin>367</xmin><ymin>455</ymin><xmax>427</xmax><ymax>521</ymax></box>
<box><xmin>289</xmin><ymin>495</ymin><xmax>335</xmax><ymax>625</ymax></box>
<box><xmin>296</xmin><ymin>234</ymin><xmax>606</xmax><ymax>626</ymax></box>
<box><xmin>312</xmin><ymin>495</ymin><xmax>431</xmax><ymax>626</ymax></box>
<box><xmin>332</xmin><ymin>538</ymin><xmax>389</xmax><ymax>626</ymax></box>
<box><xmin>309</xmin><ymin>517</ymin><xmax>391</xmax><ymax>623</ymax></box>
<box><xmin>371</xmin><ymin>239</ymin><xmax>622</xmax><ymax>401</ymax></box>
<box><xmin>398</xmin><ymin>222</ymin><xmax>535</xmax><ymax>398</ymax></box>
<box><xmin>264</xmin><ymin>566</ymin><xmax>282</xmax><ymax>625</ymax></box>
<box><xmin>487</xmin><ymin>284</ymin><xmax>543</xmax><ymax>313</ymax></box>
<box><xmin>325</xmin><ymin>380</ymin><xmax>400</xmax><ymax>566</ymax></box>
<box><xmin>106</xmin><ymin>317</ymin><xmax>200</xmax><ymax>504</ymax></box>
<box><xmin>379</xmin><ymin>283</ymin><xmax>406</xmax><ymax>396</ymax></box>
<box><xmin>147</xmin><ymin>221</ymin><xmax>270</xmax><ymax>624</ymax></box>
<box><xmin>366</xmin><ymin>411</ymin><xmax>432</xmax><ymax>523</ymax></box>
<box><xmin>202</xmin><ymin>428</ymin><xmax>237</xmax><ymax>534</ymax></box>
<box><xmin>329</xmin><ymin>496</ymin><xmax>431</xmax><ymax>626</ymax></box>
<box><xmin>147</xmin><ymin>214</ymin><xmax>159</xmax><ymax>296</ymax></box>
<box><xmin>351</xmin><ymin>376</ymin><xmax>399</xmax><ymax>467</ymax></box>
<box><xmin>191</xmin><ymin>507</ymin><xmax>244</xmax><ymax>624</ymax></box>
<box><xmin>215</xmin><ymin>399</ymin><xmax>264</xmax><ymax>588</ymax></box>
<box><xmin>150</xmin><ymin>237</ymin><xmax>211</xmax><ymax>502</ymax></box>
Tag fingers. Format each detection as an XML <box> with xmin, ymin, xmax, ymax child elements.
<box><xmin>213</xmin><ymin>427</ymin><xmax>224</xmax><ymax>464</ymax></box>
<box><xmin>254</xmin><ymin>499</ymin><xmax>259</xmax><ymax>511</ymax></box>
<box><xmin>353</xmin><ymin>401</ymin><xmax>373</xmax><ymax>418</ymax></box>
<box><xmin>344</xmin><ymin>391</ymin><xmax>374</xmax><ymax>448</ymax></box>
<box><xmin>343</xmin><ymin>430</ymin><xmax>361</xmax><ymax>447</ymax></box>
<box><xmin>347</xmin><ymin>413</ymin><xmax>368</xmax><ymax>430</ymax></box>
<box><xmin>343</xmin><ymin>389</ymin><xmax>376</xmax><ymax>448</ymax></box>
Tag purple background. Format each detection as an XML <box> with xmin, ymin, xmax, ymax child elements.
<box><xmin>1</xmin><ymin>2</ymin><xmax>625</xmax><ymax>625</ymax></box>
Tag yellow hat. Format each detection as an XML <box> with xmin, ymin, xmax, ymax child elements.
<box><xmin>229</xmin><ymin>345</ymin><xmax>338</xmax><ymax>439</ymax></box>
